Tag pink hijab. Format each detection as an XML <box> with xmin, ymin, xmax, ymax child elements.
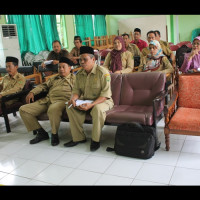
<box><xmin>110</xmin><ymin>36</ymin><xmax>127</xmax><ymax>72</ymax></box>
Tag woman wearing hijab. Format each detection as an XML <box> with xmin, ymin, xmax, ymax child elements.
<box><xmin>103</xmin><ymin>36</ymin><xmax>134</xmax><ymax>74</ymax></box>
<box><xmin>180</xmin><ymin>36</ymin><xmax>200</xmax><ymax>73</ymax></box>
<box><xmin>138</xmin><ymin>40</ymin><xmax>174</xmax><ymax>75</ymax></box>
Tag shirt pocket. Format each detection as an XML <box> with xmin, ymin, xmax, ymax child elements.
<box><xmin>91</xmin><ymin>82</ymin><xmax>101</xmax><ymax>97</ymax></box>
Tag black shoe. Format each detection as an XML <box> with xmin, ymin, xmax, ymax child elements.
<box><xmin>33</xmin><ymin>130</ymin><xmax>37</xmax><ymax>135</ymax></box>
<box><xmin>90</xmin><ymin>140</ymin><xmax>100</xmax><ymax>151</ymax></box>
<box><xmin>64</xmin><ymin>139</ymin><xmax>87</xmax><ymax>147</ymax></box>
<box><xmin>51</xmin><ymin>133</ymin><xmax>59</xmax><ymax>146</ymax></box>
<box><xmin>30</xmin><ymin>128</ymin><xmax>49</xmax><ymax>144</ymax></box>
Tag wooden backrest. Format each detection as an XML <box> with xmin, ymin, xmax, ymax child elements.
<box><xmin>178</xmin><ymin>74</ymin><xmax>200</xmax><ymax>108</ymax></box>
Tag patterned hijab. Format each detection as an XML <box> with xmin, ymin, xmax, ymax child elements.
<box><xmin>110</xmin><ymin>36</ymin><xmax>127</xmax><ymax>72</ymax></box>
<box><xmin>144</xmin><ymin>40</ymin><xmax>165</xmax><ymax>71</ymax></box>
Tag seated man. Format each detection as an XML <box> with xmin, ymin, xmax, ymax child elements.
<box><xmin>0</xmin><ymin>56</ymin><xmax>26</xmax><ymax>105</ymax></box>
<box><xmin>142</xmin><ymin>31</ymin><xmax>176</xmax><ymax>67</ymax></box>
<box><xmin>69</xmin><ymin>36</ymin><xmax>83</xmax><ymax>66</ymax></box>
<box><xmin>155</xmin><ymin>30</ymin><xmax>170</xmax><ymax>48</ymax></box>
<box><xmin>64</xmin><ymin>46</ymin><xmax>114</xmax><ymax>151</ymax></box>
<box><xmin>130</xmin><ymin>28</ymin><xmax>148</xmax><ymax>51</ymax></box>
<box><xmin>122</xmin><ymin>33</ymin><xmax>141</xmax><ymax>57</ymax></box>
<box><xmin>19</xmin><ymin>57</ymin><xmax>75</xmax><ymax>146</ymax></box>
<box><xmin>41</xmin><ymin>40</ymin><xmax>72</xmax><ymax>75</ymax></box>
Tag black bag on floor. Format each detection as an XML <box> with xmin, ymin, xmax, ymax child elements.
<box><xmin>106</xmin><ymin>123</ymin><xmax>158</xmax><ymax>159</ymax></box>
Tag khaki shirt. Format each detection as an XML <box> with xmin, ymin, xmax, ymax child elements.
<box><xmin>0</xmin><ymin>72</ymin><xmax>26</xmax><ymax>97</ymax></box>
<box><xmin>73</xmin><ymin>64</ymin><xmax>113</xmax><ymax>104</ymax></box>
<box><xmin>142</xmin><ymin>43</ymin><xmax>172</xmax><ymax>57</ymax></box>
<box><xmin>31</xmin><ymin>73</ymin><xmax>75</xmax><ymax>104</ymax></box>
<box><xmin>70</xmin><ymin>47</ymin><xmax>80</xmax><ymax>58</ymax></box>
<box><xmin>103</xmin><ymin>51</ymin><xmax>134</xmax><ymax>73</ymax></box>
<box><xmin>126</xmin><ymin>43</ymin><xmax>141</xmax><ymax>57</ymax></box>
<box><xmin>47</xmin><ymin>49</ymin><xmax>72</xmax><ymax>60</ymax></box>
<box><xmin>160</xmin><ymin>40</ymin><xmax>170</xmax><ymax>49</ymax></box>
<box><xmin>138</xmin><ymin>56</ymin><xmax>174</xmax><ymax>75</ymax></box>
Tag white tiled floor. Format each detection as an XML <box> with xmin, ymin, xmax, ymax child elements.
<box><xmin>1</xmin><ymin>112</ymin><xmax>200</xmax><ymax>185</ymax></box>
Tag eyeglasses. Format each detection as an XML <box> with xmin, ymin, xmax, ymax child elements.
<box><xmin>192</xmin><ymin>42</ymin><xmax>200</xmax><ymax>46</ymax></box>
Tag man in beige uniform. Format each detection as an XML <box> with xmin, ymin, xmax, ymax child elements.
<box><xmin>0</xmin><ymin>56</ymin><xmax>26</xmax><ymax>104</ymax></box>
<box><xmin>65</xmin><ymin>46</ymin><xmax>114</xmax><ymax>151</ymax></box>
<box><xmin>122</xmin><ymin>33</ymin><xmax>141</xmax><ymax>57</ymax></box>
<box><xmin>19</xmin><ymin>57</ymin><xmax>75</xmax><ymax>146</ymax></box>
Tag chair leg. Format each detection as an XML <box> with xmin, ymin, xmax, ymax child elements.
<box><xmin>165</xmin><ymin>133</ymin><xmax>170</xmax><ymax>151</ymax></box>
<box><xmin>4</xmin><ymin>114</ymin><xmax>11</xmax><ymax>133</ymax></box>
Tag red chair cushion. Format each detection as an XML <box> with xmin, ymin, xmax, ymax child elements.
<box><xmin>168</xmin><ymin>107</ymin><xmax>200</xmax><ymax>132</ymax></box>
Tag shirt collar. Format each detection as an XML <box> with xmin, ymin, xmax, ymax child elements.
<box><xmin>9</xmin><ymin>72</ymin><xmax>19</xmax><ymax>80</ymax></box>
<box><xmin>79</xmin><ymin>63</ymin><xmax>98</xmax><ymax>75</ymax></box>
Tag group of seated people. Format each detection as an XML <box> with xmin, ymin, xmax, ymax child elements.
<box><xmin>1</xmin><ymin>28</ymin><xmax>200</xmax><ymax>152</ymax></box>
<box><xmin>0</xmin><ymin>47</ymin><xmax>114</xmax><ymax>152</ymax></box>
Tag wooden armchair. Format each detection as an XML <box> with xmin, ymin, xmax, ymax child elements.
<box><xmin>0</xmin><ymin>66</ymin><xmax>42</xmax><ymax>85</ymax></box>
<box><xmin>0</xmin><ymin>80</ymin><xmax>33</xmax><ymax>133</ymax></box>
<box><xmin>164</xmin><ymin>73</ymin><xmax>200</xmax><ymax>151</ymax></box>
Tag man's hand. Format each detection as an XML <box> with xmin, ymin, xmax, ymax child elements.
<box><xmin>114</xmin><ymin>70</ymin><xmax>121</xmax><ymax>74</ymax></box>
<box><xmin>52</xmin><ymin>60</ymin><xmax>59</xmax><ymax>65</ymax></box>
<box><xmin>26</xmin><ymin>92</ymin><xmax>34</xmax><ymax>104</ymax></box>
<box><xmin>41</xmin><ymin>62</ymin><xmax>46</xmax><ymax>69</ymax></box>
<box><xmin>188</xmin><ymin>49</ymin><xmax>199</xmax><ymax>60</ymax></box>
<box><xmin>77</xmin><ymin>103</ymin><xmax>93</xmax><ymax>111</ymax></box>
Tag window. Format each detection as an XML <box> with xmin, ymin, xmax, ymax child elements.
<box><xmin>56</xmin><ymin>15</ymin><xmax>68</xmax><ymax>49</ymax></box>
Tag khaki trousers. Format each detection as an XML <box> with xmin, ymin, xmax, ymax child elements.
<box><xmin>19</xmin><ymin>101</ymin><xmax>66</xmax><ymax>134</ymax></box>
<box><xmin>66</xmin><ymin>101</ymin><xmax>113</xmax><ymax>142</ymax></box>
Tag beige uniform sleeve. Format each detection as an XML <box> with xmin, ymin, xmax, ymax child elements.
<box><xmin>160</xmin><ymin>57</ymin><xmax>174</xmax><ymax>74</ymax></box>
<box><xmin>30</xmin><ymin>77</ymin><xmax>52</xmax><ymax>95</ymax></box>
<box><xmin>0</xmin><ymin>76</ymin><xmax>26</xmax><ymax>97</ymax></box>
<box><xmin>134</xmin><ymin>45</ymin><xmax>142</xmax><ymax>57</ymax></box>
<box><xmin>99</xmin><ymin>73</ymin><xmax>112</xmax><ymax>99</ymax></box>
<box><xmin>137</xmin><ymin>56</ymin><xmax>146</xmax><ymax>72</ymax></box>
<box><xmin>102</xmin><ymin>52</ymin><xmax>111</xmax><ymax>70</ymax></box>
<box><xmin>72</xmin><ymin>74</ymin><xmax>81</xmax><ymax>97</ymax></box>
<box><xmin>121</xmin><ymin>51</ymin><xmax>134</xmax><ymax>74</ymax></box>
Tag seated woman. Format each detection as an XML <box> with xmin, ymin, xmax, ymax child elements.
<box><xmin>180</xmin><ymin>36</ymin><xmax>200</xmax><ymax>73</ymax></box>
<box><xmin>138</xmin><ymin>40</ymin><xmax>174</xmax><ymax>76</ymax></box>
<box><xmin>103</xmin><ymin>36</ymin><xmax>134</xmax><ymax>74</ymax></box>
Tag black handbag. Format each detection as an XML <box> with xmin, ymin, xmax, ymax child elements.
<box><xmin>106</xmin><ymin>123</ymin><xmax>159</xmax><ymax>159</ymax></box>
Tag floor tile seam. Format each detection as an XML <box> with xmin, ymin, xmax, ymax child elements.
<box><xmin>93</xmin><ymin>156</ymin><xmax>118</xmax><ymax>185</ymax></box>
<box><xmin>56</xmin><ymin>167</ymin><xmax>87</xmax><ymax>185</ymax></box>
<box><xmin>0</xmin><ymin>173</ymin><xmax>32</xmax><ymax>183</ymax></box>
<box><xmin>132</xmin><ymin>178</ymin><xmax>169</xmax><ymax>186</ymax></box>
<box><xmin>129</xmin><ymin>162</ymin><xmax>145</xmax><ymax>185</ymax></box>
<box><xmin>31</xmin><ymin>166</ymin><xmax>75</xmax><ymax>186</ymax></box>
<box><xmin>93</xmin><ymin>173</ymin><xmax>134</xmax><ymax>186</ymax></box>
<box><xmin>12</xmin><ymin>161</ymin><xmax>52</xmax><ymax>180</ymax></box>
<box><xmin>173</xmin><ymin>165</ymin><xmax>200</xmax><ymax>172</ymax></box>
<box><xmin>25</xmin><ymin>178</ymin><xmax>54</xmax><ymax>185</ymax></box>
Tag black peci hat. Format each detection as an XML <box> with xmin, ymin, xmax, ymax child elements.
<box><xmin>80</xmin><ymin>46</ymin><xmax>94</xmax><ymax>55</ymax></box>
<box><xmin>6</xmin><ymin>56</ymin><xmax>19</xmax><ymax>65</ymax></box>
<box><xmin>59</xmin><ymin>57</ymin><xmax>74</xmax><ymax>66</ymax></box>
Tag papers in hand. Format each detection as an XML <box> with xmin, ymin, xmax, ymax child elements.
<box><xmin>44</xmin><ymin>60</ymin><xmax>53</xmax><ymax>65</ymax></box>
<box><xmin>75</xmin><ymin>100</ymin><xmax>93</xmax><ymax>106</ymax></box>
<box><xmin>65</xmin><ymin>100</ymin><xmax>93</xmax><ymax>107</ymax></box>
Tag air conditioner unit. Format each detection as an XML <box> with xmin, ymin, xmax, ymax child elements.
<box><xmin>0</xmin><ymin>24</ymin><xmax>22</xmax><ymax>68</ymax></box>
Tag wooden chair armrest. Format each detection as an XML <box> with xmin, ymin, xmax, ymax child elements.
<box><xmin>25</xmin><ymin>74</ymin><xmax>42</xmax><ymax>84</ymax></box>
<box><xmin>72</xmin><ymin>67</ymin><xmax>83</xmax><ymax>73</ymax></box>
<box><xmin>43</xmin><ymin>73</ymin><xmax>58</xmax><ymax>82</ymax></box>
<box><xmin>164</xmin><ymin>90</ymin><xmax>178</xmax><ymax>125</ymax></box>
